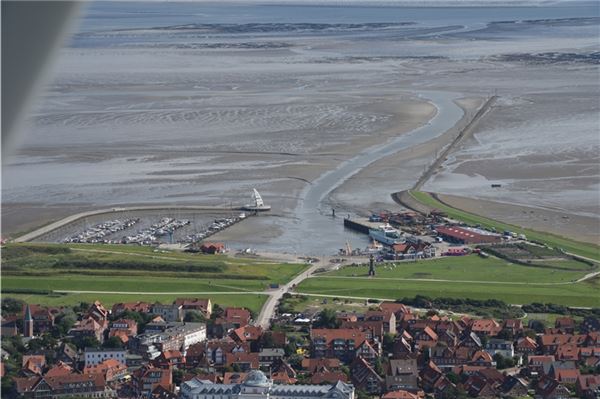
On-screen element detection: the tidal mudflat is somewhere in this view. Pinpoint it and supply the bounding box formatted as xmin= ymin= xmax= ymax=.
xmin=2 ymin=2 xmax=598 ymax=252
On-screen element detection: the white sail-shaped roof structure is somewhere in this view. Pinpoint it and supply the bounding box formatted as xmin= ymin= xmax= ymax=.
xmin=242 ymin=188 xmax=271 ymax=211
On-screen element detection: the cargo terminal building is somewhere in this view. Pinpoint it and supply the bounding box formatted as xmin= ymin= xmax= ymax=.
xmin=435 ymin=226 xmax=502 ymax=245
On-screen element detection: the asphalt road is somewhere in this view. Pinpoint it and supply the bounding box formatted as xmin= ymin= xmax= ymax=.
xmin=254 ymin=262 xmax=322 ymax=329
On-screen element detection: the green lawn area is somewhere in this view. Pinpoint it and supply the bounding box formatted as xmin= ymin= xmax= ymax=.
xmin=2 ymin=243 xmax=306 ymax=284
xmin=1 ymin=243 xmax=308 ymax=315
xmin=2 ymin=274 xmax=270 ymax=293
xmin=523 ymin=313 xmax=583 ymax=326
xmin=296 ymin=275 xmax=600 ymax=307
xmin=2 ymin=292 xmax=268 ymax=315
xmin=324 ymin=255 xmax=589 ymax=284
xmin=409 ymin=191 xmax=600 ymax=261
xmin=284 ymin=295 xmax=375 ymax=313
xmin=525 ymin=259 xmax=595 ymax=271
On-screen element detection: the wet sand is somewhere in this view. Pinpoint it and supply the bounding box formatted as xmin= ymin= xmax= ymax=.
xmin=437 ymin=194 xmax=599 ymax=245
xmin=2 ymin=5 xmax=598 ymax=249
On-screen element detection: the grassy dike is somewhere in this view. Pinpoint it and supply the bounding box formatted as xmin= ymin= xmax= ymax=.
xmin=409 ymin=190 xmax=600 ymax=261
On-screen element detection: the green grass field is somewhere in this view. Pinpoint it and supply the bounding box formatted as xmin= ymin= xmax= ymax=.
xmin=1 ymin=243 xmax=306 ymax=313
xmin=324 ymin=255 xmax=591 ymax=284
xmin=296 ymin=274 xmax=600 ymax=307
xmin=2 ymin=243 xmax=305 ymax=283
xmin=410 ymin=191 xmax=600 ymax=261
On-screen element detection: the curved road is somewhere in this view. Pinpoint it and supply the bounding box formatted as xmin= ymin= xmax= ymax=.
xmin=255 ymin=262 xmax=322 ymax=329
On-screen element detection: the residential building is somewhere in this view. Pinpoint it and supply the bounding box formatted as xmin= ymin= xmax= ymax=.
xmin=133 ymin=366 xmax=172 ymax=398
xmin=84 ymin=348 xmax=127 ymax=367
xmin=15 ymin=374 xmax=113 ymax=398
xmin=152 ymin=303 xmax=184 ymax=322
xmin=69 ymin=317 xmax=105 ymax=343
xmin=484 ymin=338 xmax=514 ymax=358
xmin=311 ymin=328 xmax=368 ymax=362
xmin=175 ymin=298 xmax=212 ymax=318
xmin=112 ymin=301 xmax=151 ymax=315
xmin=385 ymin=357 xmax=418 ymax=391
xmin=350 ymin=356 xmax=383 ymax=395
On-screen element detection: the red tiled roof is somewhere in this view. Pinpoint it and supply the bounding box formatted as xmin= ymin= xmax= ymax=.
xmin=517 ymin=336 xmax=538 ymax=349
xmin=556 ymin=343 xmax=579 ymax=360
xmin=224 ymin=308 xmax=251 ymax=324
xmin=310 ymin=371 xmax=348 ymax=384
xmin=436 ymin=226 xmax=501 ymax=243
xmin=225 ymin=352 xmax=259 ymax=368
xmin=577 ymin=374 xmax=600 ymax=390
xmin=301 ymin=358 xmax=341 ymax=372
xmin=162 ymin=350 xmax=183 ymax=360
xmin=553 ymin=368 xmax=580 ymax=382
xmin=231 ymin=325 xmax=263 ymax=342
xmin=45 ymin=373 xmax=106 ymax=391
xmin=379 ymin=302 xmax=411 ymax=315
xmin=112 ymin=302 xmax=151 ymax=314
xmin=528 ymin=355 xmax=555 ymax=365
xmin=311 ymin=329 xmax=367 ymax=348
xmin=471 ymin=319 xmax=501 ymax=333
xmin=541 ymin=334 xmax=587 ymax=347
xmin=423 ymin=326 xmax=439 ymax=341
xmin=471 ymin=351 xmax=493 ymax=363
xmin=44 ymin=362 xmax=74 ymax=378
xmin=175 ymin=298 xmax=210 ymax=307
xmin=382 ymin=390 xmax=421 ymax=399
xmin=15 ymin=376 xmax=41 ymax=393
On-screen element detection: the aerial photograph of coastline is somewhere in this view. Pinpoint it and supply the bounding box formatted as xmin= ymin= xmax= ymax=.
xmin=1 ymin=0 xmax=598 ymax=397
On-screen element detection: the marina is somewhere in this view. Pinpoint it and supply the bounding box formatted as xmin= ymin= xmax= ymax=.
xmin=30 ymin=210 xmax=251 ymax=246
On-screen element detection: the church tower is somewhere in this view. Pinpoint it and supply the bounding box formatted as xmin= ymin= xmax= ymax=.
xmin=23 ymin=304 xmax=34 ymax=337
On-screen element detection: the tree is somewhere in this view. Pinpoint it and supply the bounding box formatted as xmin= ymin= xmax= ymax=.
xmin=496 ymin=329 xmax=514 ymax=340
xmin=173 ymin=369 xmax=185 ymax=385
xmin=184 ymin=311 xmax=206 ymax=323
xmin=53 ymin=313 xmax=76 ymax=337
xmin=1 ymin=298 xmax=24 ymax=317
xmin=313 ymin=308 xmax=340 ymax=329
xmin=26 ymin=338 xmax=47 ymax=352
xmin=210 ymin=304 xmax=224 ymax=320
xmin=260 ymin=332 xmax=276 ymax=349
xmin=446 ymin=371 xmax=459 ymax=384
xmin=340 ymin=365 xmax=350 ymax=378
xmin=40 ymin=334 xmax=57 ymax=349
xmin=373 ymin=358 xmax=385 ymax=378
xmin=73 ymin=302 xmax=90 ymax=314
xmin=75 ymin=336 xmax=100 ymax=350
xmin=356 ymin=389 xmax=372 ymax=399
xmin=529 ymin=320 xmax=546 ymax=333
xmin=287 ymin=354 xmax=304 ymax=369
xmin=524 ymin=329 xmax=537 ymax=339
xmin=1 ymin=375 xmax=16 ymax=398
xmin=103 ymin=336 xmax=124 ymax=349
xmin=438 ymin=385 xmax=468 ymax=399
xmin=493 ymin=353 xmax=515 ymax=369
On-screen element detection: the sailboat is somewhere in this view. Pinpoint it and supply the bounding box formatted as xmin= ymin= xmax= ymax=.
xmin=242 ymin=188 xmax=271 ymax=211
